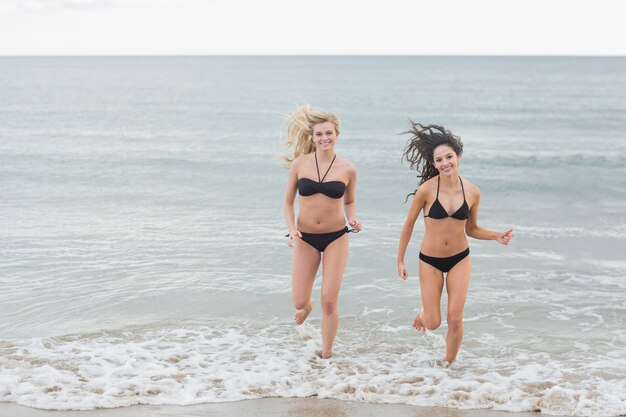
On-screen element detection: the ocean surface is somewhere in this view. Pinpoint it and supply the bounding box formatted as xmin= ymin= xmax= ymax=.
xmin=0 ymin=56 xmax=625 ymax=416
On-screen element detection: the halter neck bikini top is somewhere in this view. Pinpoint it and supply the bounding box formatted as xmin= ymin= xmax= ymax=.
xmin=297 ymin=153 xmax=346 ymax=199
xmin=425 ymin=176 xmax=470 ymax=220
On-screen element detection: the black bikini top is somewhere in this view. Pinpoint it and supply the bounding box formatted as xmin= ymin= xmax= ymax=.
xmin=425 ymin=176 xmax=470 ymax=220
xmin=297 ymin=153 xmax=346 ymax=200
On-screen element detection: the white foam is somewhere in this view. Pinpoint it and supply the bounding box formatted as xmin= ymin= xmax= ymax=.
xmin=295 ymin=322 xmax=319 ymax=340
xmin=362 ymin=306 xmax=393 ymax=316
xmin=513 ymin=224 xmax=626 ymax=240
xmin=504 ymin=250 xmax=565 ymax=261
xmin=1 ymin=321 xmax=625 ymax=417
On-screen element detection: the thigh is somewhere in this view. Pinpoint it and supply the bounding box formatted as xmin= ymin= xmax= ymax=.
xmin=292 ymin=237 xmax=321 ymax=301
xmin=445 ymin=256 xmax=471 ymax=317
xmin=418 ymin=259 xmax=445 ymax=320
xmin=321 ymin=233 xmax=349 ymax=298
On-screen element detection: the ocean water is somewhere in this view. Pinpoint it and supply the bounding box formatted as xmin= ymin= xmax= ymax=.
xmin=0 ymin=56 xmax=625 ymax=416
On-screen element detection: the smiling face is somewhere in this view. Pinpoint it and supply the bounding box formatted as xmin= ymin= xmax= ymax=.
xmin=432 ymin=144 xmax=460 ymax=176
xmin=312 ymin=121 xmax=338 ymax=151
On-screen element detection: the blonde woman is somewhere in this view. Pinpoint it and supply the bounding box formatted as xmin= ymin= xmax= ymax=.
xmin=283 ymin=105 xmax=361 ymax=359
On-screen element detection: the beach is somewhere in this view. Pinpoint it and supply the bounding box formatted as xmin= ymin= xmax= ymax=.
xmin=0 ymin=398 xmax=557 ymax=417
xmin=1 ymin=56 xmax=625 ymax=416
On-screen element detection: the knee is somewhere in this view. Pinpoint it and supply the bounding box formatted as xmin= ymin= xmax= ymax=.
xmin=320 ymin=296 xmax=338 ymax=316
xmin=293 ymin=298 xmax=308 ymax=310
xmin=447 ymin=313 xmax=463 ymax=329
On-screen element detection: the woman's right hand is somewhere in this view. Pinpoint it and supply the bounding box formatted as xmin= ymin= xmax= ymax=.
xmin=398 ymin=261 xmax=408 ymax=280
xmin=287 ymin=230 xmax=302 ymax=247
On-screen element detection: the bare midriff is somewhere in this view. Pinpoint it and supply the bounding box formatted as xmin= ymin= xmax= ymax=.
xmin=420 ymin=218 xmax=468 ymax=257
xmin=297 ymin=195 xmax=346 ymax=233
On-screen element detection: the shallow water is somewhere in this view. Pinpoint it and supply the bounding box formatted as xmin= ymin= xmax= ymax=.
xmin=1 ymin=56 xmax=625 ymax=416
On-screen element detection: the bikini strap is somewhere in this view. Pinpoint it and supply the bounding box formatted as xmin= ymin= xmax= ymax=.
xmin=315 ymin=152 xmax=337 ymax=183
xmin=436 ymin=175 xmax=440 ymax=199
xmin=315 ymin=152 xmax=321 ymax=182
xmin=459 ymin=177 xmax=466 ymax=201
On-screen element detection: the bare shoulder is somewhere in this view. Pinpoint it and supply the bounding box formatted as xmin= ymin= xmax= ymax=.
xmin=418 ymin=176 xmax=437 ymax=193
xmin=291 ymin=153 xmax=313 ymax=169
xmin=336 ymin=156 xmax=357 ymax=175
xmin=412 ymin=177 xmax=435 ymax=201
xmin=461 ymin=177 xmax=481 ymax=200
xmin=288 ymin=155 xmax=307 ymax=175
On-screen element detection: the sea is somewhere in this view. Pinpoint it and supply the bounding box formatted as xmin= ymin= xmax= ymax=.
xmin=0 ymin=56 xmax=625 ymax=416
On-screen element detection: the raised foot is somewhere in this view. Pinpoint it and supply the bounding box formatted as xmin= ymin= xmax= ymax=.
xmin=295 ymin=298 xmax=315 ymax=325
xmin=413 ymin=306 xmax=426 ymax=333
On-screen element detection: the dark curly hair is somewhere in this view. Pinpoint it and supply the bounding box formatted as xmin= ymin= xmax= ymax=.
xmin=402 ymin=121 xmax=463 ymax=200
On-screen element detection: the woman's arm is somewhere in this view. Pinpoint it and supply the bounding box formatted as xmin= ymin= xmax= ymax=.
xmin=465 ymin=188 xmax=513 ymax=245
xmin=343 ymin=163 xmax=361 ymax=231
xmin=397 ymin=187 xmax=426 ymax=279
xmin=284 ymin=159 xmax=302 ymax=246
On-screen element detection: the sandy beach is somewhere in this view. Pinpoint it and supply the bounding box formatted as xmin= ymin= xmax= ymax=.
xmin=0 ymin=398 xmax=559 ymax=417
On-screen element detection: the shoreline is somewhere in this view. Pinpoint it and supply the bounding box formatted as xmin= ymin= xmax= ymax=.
xmin=0 ymin=398 xmax=563 ymax=417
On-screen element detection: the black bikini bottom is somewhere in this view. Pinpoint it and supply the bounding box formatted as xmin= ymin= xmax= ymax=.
xmin=419 ymin=248 xmax=470 ymax=273
xmin=300 ymin=227 xmax=349 ymax=252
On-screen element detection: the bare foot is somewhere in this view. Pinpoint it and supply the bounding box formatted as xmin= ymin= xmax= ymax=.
xmin=413 ymin=306 xmax=426 ymax=333
xmin=431 ymin=359 xmax=451 ymax=368
xmin=295 ymin=298 xmax=314 ymax=325
xmin=316 ymin=349 xmax=332 ymax=359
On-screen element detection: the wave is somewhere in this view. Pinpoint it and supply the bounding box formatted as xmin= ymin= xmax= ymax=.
xmin=1 ymin=320 xmax=624 ymax=417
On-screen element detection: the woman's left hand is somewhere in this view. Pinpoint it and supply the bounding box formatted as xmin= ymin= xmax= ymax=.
xmin=348 ymin=217 xmax=362 ymax=232
xmin=497 ymin=229 xmax=514 ymax=245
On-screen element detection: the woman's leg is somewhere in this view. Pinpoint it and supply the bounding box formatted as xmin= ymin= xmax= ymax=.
xmin=292 ymin=238 xmax=321 ymax=325
xmin=444 ymin=256 xmax=471 ymax=363
xmin=415 ymin=260 xmax=445 ymax=331
xmin=319 ymin=233 xmax=349 ymax=358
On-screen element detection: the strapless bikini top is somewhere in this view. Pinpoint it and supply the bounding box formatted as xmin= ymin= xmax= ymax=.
xmin=297 ymin=153 xmax=346 ymax=199
xmin=297 ymin=178 xmax=346 ymax=199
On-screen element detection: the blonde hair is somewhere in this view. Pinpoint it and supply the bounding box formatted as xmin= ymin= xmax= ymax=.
xmin=281 ymin=105 xmax=341 ymax=167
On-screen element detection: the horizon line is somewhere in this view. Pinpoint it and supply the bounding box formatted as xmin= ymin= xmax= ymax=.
xmin=1 ymin=53 xmax=625 ymax=58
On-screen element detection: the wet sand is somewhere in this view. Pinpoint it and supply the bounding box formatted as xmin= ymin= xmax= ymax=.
xmin=0 ymin=397 xmax=556 ymax=417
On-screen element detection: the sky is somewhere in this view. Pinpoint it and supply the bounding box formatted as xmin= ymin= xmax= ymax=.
xmin=0 ymin=0 xmax=625 ymax=56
